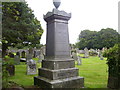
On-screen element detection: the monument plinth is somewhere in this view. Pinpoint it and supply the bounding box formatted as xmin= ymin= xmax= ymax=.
xmin=34 ymin=9 xmax=84 ymax=88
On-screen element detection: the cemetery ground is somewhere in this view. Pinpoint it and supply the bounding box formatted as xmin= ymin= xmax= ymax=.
xmin=7 ymin=56 xmax=108 ymax=88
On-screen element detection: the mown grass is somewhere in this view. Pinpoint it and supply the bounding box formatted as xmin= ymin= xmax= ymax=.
xmin=9 ymin=56 xmax=108 ymax=88
xmin=9 ymin=58 xmax=41 ymax=87
xmin=76 ymin=56 xmax=108 ymax=88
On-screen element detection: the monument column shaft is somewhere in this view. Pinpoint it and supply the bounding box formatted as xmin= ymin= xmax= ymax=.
xmin=44 ymin=9 xmax=71 ymax=59
xmin=34 ymin=9 xmax=84 ymax=88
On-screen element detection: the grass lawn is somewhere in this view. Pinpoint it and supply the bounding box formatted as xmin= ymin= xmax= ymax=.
xmin=9 ymin=56 xmax=108 ymax=88
xmin=76 ymin=56 xmax=108 ymax=88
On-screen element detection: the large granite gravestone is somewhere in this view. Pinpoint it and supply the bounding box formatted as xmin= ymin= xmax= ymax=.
xmin=34 ymin=9 xmax=84 ymax=88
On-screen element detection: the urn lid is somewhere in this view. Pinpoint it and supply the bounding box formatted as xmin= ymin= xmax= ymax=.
xmin=53 ymin=0 xmax=61 ymax=9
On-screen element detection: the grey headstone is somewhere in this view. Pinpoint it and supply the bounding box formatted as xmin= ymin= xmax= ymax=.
xmin=72 ymin=52 xmax=77 ymax=60
xmin=84 ymin=47 xmax=89 ymax=58
xmin=14 ymin=55 xmax=20 ymax=65
xmin=34 ymin=8 xmax=84 ymax=88
xmin=100 ymin=53 xmax=104 ymax=60
xmin=77 ymin=55 xmax=82 ymax=65
xmin=28 ymin=48 xmax=34 ymax=58
xmin=26 ymin=54 xmax=32 ymax=61
xmin=27 ymin=59 xmax=37 ymax=75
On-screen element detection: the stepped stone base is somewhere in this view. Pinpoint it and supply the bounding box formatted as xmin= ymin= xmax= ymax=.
xmin=34 ymin=76 xmax=84 ymax=88
xmin=38 ymin=68 xmax=79 ymax=80
xmin=42 ymin=59 xmax=75 ymax=70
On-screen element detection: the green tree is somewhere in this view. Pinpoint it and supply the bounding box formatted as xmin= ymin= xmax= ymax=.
xmin=77 ymin=28 xmax=119 ymax=49
xmin=98 ymin=28 xmax=119 ymax=48
xmin=2 ymin=2 xmax=43 ymax=57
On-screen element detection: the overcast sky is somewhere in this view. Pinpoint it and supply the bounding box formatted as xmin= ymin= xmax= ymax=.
xmin=25 ymin=0 xmax=119 ymax=44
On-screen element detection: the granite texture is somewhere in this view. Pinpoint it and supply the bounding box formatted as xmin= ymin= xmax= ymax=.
xmin=34 ymin=9 xmax=84 ymax=88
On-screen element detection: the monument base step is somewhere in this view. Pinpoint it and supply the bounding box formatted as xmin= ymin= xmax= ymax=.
xmin=34 ymin=76 xmax=84 ymax=89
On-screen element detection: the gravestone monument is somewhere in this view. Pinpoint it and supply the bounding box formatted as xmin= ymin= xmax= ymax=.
xmin=39 ymin=50 xmax=44 ymax=60
xmin=100 ymin=52 xmax=104 ymax=60
xmin=72 ymin=52 xmax=77 ymax=60
xmin=34 ymin=0 xmax=84 ymax=88
xmin=97 ymin=49 xmax=101 ymax=57
xmin=77 ymin=53 xmax=82 ymax=65
xmin=14 ymin=55 xmax=20 ymax=65
xmin=29 ymin=48 xmax=34 ymax=58
xmin=84 ymin=47 xmax=89 ymax=58
xmin=27 ymin=59 xmax=37 ymax=75
xmin=26 ymin=54 xmax=32 ymax=61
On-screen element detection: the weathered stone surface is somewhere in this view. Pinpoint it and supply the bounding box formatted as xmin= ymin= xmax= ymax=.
xmin=42 ymin=59 xmax=75 ymax=70
xmin=34 ymin=76 xmax=84 ymax=88
xmin=38 ymin=68 xmax=78 ymax=80
xmin=34 ymin=8 xmax=84 ymax=88
xmin=45 ymin=9 xmax=71 ymax=59
xmin=27 ymin=59 xmax=37 ymax=75
xmin=14 ymin=55 xmax=20 ymax=65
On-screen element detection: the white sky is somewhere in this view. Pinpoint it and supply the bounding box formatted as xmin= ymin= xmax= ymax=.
xmin=25 ymin=0 xmax=119 ymax=44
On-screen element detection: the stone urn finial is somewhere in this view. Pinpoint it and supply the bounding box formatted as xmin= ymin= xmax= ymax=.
xmin=53 ymin=0 xmax=61 ymax=9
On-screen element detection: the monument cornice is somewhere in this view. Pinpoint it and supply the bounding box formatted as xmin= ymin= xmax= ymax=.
xmin=44 ymin=9 xmax=71 ymax=22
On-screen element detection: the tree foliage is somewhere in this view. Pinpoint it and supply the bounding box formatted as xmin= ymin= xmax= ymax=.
xmin=2 ymin=2 xmax=43 ymax=50
xmin=76 ymin=28 xmax=119 ymax=49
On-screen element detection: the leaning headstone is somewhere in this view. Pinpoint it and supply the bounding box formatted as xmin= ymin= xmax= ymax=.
xmin=27 ymin=59 xmax=37 ymax=75
xmin=14 ymin=55 xmax=20 ymax=65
